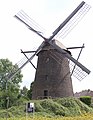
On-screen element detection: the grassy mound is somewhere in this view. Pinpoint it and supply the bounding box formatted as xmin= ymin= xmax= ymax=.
xmin=0 ymin=97 xmax=93 ymax=118
xmin=34 ymin=97 xmax=93 ymax=117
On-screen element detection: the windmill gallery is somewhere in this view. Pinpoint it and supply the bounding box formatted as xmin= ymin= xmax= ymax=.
xmin=7 ymin=1 xmax=91 ymax=99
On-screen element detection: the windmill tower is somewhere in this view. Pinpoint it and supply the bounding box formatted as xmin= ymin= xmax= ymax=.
xmin=32 ymin=40 xmax=73 ymax=99
xmin=6 ymin=1 xmax=91 ymax=100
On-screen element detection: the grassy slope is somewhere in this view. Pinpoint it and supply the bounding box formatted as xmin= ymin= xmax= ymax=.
xmin=0 ymin=97 xmax=93 ymax=118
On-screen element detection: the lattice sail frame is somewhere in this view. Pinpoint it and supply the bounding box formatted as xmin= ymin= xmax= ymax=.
xmin=55 ymin=2 xmax=91 ymax=39
xmin=15 ymin=10 xmax=46 ymax=37
xmin=69 ymin=61 xmax=88 ymax=81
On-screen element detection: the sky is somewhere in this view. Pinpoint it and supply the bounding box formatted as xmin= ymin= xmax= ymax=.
xmin=0 ymin=0 xmax=93 ymax=93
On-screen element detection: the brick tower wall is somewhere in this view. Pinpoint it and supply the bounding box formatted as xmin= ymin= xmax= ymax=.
xmin=32 ymin=44 xmax=73 ymax=99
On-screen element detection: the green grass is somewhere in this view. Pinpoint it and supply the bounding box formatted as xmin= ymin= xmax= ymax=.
xmin=1 ymin=114 xmax=93 ymax=120
xmin=0 ymin=97 xmax=93 ymax=118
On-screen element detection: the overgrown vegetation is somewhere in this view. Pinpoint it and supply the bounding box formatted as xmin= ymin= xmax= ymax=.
xmin=0 ymin=97 xmax=93 ymax=118
xmin=1 ymin=115 xmax=93 ymax=120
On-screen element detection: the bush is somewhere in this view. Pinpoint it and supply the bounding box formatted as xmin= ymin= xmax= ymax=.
xmin=80 ymin=96 xmax=91 ymax=106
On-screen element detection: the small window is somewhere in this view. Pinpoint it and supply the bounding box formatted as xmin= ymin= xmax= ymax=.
xmin=44 ymin=90 xmax=48 ymax=97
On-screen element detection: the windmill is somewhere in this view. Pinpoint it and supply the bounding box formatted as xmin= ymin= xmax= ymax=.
xmin=7 ymin=1 xmax=91 ymax=99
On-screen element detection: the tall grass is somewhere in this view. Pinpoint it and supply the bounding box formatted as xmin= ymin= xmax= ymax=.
xmin=1 ymin=114 xmax=93 ymax=120
xmin=0 ymin=97 xmax=93 ymax=119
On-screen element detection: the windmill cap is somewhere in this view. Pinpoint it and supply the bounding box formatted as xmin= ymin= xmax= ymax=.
xmin=52 ymin=39 xmax=67 ymax=50
xmin=37 ymin=39 xmax=72 ymax=55
xmin=41 ymin=39 xmax=67 ymax=51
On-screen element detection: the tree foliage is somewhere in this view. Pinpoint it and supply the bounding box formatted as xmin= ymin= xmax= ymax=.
xmin=27 ymin=81 xmax=34 ymax=99
xmin=0 ymin=58 xmax=23 ymax=108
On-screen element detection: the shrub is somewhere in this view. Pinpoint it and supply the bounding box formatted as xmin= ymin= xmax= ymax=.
xmin=80 ymin=96 xmax=91 ymax=106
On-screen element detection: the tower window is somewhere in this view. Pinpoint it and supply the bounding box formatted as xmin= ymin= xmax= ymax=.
xmin=44 ymin=90 xmax=48 ymax=97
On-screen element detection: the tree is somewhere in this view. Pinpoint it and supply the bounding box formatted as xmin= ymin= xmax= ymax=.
xmin=0 ymin=58 xmax=23 ymax=108
xmin=20 ymin=86 xmax=28 ymax=98
xmin=27 ymin=81 xmax=34 ymax=99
